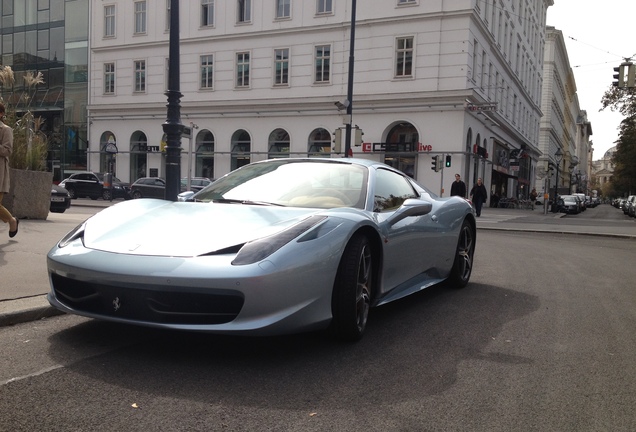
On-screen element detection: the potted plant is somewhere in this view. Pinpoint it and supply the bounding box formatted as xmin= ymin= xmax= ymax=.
xmin=0 ymin=66 xmax=52 ymax=220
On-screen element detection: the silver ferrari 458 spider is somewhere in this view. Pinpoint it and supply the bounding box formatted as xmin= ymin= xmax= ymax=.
xmin=47 ymin=158 xmax=476 ymax=341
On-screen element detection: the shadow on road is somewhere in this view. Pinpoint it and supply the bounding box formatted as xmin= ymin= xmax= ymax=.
xmin=43 ymin=282 xmax=539 ymax=412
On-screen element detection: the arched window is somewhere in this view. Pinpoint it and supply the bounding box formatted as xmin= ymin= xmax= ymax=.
xmin=231 ymin=129 xmax=251 ymax=170
xmin=383 ymin=122 xmax=418 ymax=178
xmin=268 ymin=128 xmax=290 ymax=159
xmin=195 ymin=129 xmax=214 ymax=179
xmin=130 ymin=131 xmax=148 ymax=182
xmin=100 ymin=131 xmax=117 ymax=174
xmin=307 ymin=128 xmax=331 ymax=157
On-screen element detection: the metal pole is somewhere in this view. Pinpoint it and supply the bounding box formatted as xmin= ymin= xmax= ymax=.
xmin=344 ymin=0 xmax=356 ymax=158
xmin=552 ymin=162 xmax=559 ymax=213
xmin=162 ymin=0 xmax=183 ymax=201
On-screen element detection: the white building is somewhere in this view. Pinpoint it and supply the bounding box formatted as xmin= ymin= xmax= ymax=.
xmin=88 ymin=0 xmax=552 ymax=200
xmin=536 ymin=26 xmax=592 ymax=201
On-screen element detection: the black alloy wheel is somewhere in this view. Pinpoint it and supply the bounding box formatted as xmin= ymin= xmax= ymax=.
xmin=330 ymin=234 xmax=373 ymax=341
xmin=447 ymin=219 xmax=475 ymax=288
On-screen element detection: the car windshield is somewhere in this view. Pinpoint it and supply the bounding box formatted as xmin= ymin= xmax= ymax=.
xmin=194 ymin=159 xmax=368 ymax=209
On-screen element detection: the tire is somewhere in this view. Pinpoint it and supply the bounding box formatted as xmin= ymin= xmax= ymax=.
xmin=102 ymin=189 xmax=112 ymax=201
xmin=66 ymin=187 xmax=76 ymax=199
xmin=132 ymin=190 xmax=142 ymax=199
xmin=330 ymin=234 xmax=373 ymax=342
xmin=447 ymin=219 xmax=475 ymax=288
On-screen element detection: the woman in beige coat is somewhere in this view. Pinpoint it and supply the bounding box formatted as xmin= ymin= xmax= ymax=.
xmin=0 ymin=102 xmax=19 ymax=237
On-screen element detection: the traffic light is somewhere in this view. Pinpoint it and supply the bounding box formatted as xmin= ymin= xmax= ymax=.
xmin=431 ymin=155 xmax=440 ymax=172
xmin=445 ymin=155 xmax=452 ymax=168
xmin=332 ymin=129 xmax=342 ymax=153
xmin=613 ymin=64 xmax=625 ymax=88
xmin=627 ymin=64 xmax=636 ymax=88
xmin=354 ymin=128 xmax=363 ymax=146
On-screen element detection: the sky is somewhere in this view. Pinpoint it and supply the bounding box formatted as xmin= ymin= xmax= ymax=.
xmin=546 ymin=0 xmax=636 ymax=160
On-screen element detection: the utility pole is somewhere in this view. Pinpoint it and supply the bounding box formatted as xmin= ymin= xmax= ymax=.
xmin=344 ymin=0 xmax=356 ymax=158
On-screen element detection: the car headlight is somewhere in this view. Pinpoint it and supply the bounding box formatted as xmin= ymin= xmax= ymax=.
xmin=232 ymin=216 xmax=327 ymax=266
xmin=58 ymin=222 xmax=86 ymax=248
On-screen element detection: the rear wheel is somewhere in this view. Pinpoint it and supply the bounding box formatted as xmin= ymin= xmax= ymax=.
xmin=330 ymin=234 xmax=373 ymax=341
xmin=132 ymin=190 xmax=142 ymax=199
xmin=447 ymin=219 xmax=475 ymax=288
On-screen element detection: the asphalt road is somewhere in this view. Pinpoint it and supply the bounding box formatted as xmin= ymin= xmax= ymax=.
xmin=1 ymin=223 xmax=635 ymax=431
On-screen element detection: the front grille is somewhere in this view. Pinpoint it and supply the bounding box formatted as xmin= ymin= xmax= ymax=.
xmin=51 ymin=273 xmax=244 ymax=325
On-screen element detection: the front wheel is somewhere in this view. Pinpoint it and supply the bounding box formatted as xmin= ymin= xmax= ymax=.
xmin=132 ymin=190 xmax=142 ymax=199
xmin=330 ymin=234 xmax=373 ymax=342
xmin=102 ymin=189 xmax=112 ymax=201
xmin=447 ymin=219 xmax=475 ymax=288
xmin=66 ymin=187 xmax=76 ymax=199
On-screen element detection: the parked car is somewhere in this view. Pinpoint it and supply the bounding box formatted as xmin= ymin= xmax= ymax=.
xmin=47 ymin=158 xmax=476 ymax=341
xmin=180 ymin=177 xmax=213 ymax=192
xmin=50 ymin=184 xmax=71 ymax=213
xmin=622 ymin=195 xmax=635 ymax=215
xmin=625 ymin=195 xmax=636 ymax=216
xmin=130 ymin=177 xmax=166 ymax=199
xmin=557 ymin=195 xmax=580 ymax=214
xmin=573 ymin=193 xmax=586 ymax=211
xmin=62 ymin=172 xmax=131 ymax=201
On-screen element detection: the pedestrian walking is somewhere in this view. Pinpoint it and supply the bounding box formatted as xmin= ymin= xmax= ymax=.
xmin=530 ymin=187 xmax=538 ymax=210
xmin=0 ymin=102 xmax=19 ymax=238
xmin=469 ymin=177 xmax=488 ymax=217
xmin=450 ymin=173 xmax=466 ymax=198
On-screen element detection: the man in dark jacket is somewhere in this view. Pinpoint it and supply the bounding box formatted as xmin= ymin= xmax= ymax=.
xmin=450 ymin=174 xmax=466 ymax=198
xmin=470 ymin=177 xmax=488 ymax=217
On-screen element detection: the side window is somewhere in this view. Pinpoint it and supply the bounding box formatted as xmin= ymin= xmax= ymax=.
xmin=373 ymin=169 xmax=417 ymax=212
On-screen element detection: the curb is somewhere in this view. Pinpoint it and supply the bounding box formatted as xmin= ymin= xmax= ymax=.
xmin=0 ymin=295 xmax=65 ymax=327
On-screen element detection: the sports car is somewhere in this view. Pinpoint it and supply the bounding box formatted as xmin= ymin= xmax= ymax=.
xmin=47 ymin=158 xmax=476 ymax=341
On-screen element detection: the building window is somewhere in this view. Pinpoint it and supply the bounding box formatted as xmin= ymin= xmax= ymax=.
xmin=134 ymin=60 xmax=146 ymax=92
xmin=268 ymin=128 xmax=290 ymax=159
xmin=237 ymin=0 xmax=251 ymax=23
xmin=134 ymin=1 xmax=147 ymax=34
xmin=397 ymin=0 xmax=417 ymax=4
xmin=316 ymin=0 xmax=332 ymax=14
xmin=395 ymin=37 xmax=413 ymax=77
xmin=314 ymin=45 xmax=330 ymax=83
xmin=236 ymin=52 xmax=250 ymax=88
xmin=274 ymin=48 xmax=289 ymax=86
xmin=202 ymin=0 xmax=214 ymax=27
xmin=276 ymin=0 xmax=290 ymax=19
xmin=200 ymin=55 xmax=214 ymax=89
xmin=104 ymin=5 xmax=116 ymax=37
xmin=104 ymin=63 xmax=115 ymax=94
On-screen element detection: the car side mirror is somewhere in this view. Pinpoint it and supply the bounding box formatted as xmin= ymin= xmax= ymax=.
xmin=386 ymin=198 xmax=432 ymax=227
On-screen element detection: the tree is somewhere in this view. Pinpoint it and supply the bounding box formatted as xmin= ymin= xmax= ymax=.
xmin=600 ymin=83 xmax=636 ymax=196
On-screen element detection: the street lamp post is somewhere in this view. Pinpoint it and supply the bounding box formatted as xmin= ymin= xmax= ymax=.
xmin=162 ymin=0 xmax=183 ymax=201
xmin=552 ymin=148 xmax=563 ymax=212
xmin=343 ymin=0 xmax=356 ymax=158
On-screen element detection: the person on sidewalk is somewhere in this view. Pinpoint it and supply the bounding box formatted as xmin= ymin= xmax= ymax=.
xmin=470 ymin=177 xmax=488 ymax=217
xmin=530 ymin=187 xmax=538 ymax=210
xmin=450 ymin=173 xmax=466 ymax=198
xmin=0 ymin=103 xmax=19 ymax=238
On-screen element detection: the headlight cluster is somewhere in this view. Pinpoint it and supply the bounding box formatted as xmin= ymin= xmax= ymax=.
xmin=58 ymin=222 xmax=86 ymax=248
xmin=232 ymin=216 xmax=327 ymax=266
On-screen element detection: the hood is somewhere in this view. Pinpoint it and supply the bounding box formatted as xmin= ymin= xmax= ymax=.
xmin=82 ymin=199 xmax=322 ymax=257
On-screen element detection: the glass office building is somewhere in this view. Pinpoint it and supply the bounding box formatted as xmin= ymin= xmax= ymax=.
xmin=0 ymin=0 xmax=88 ymax=181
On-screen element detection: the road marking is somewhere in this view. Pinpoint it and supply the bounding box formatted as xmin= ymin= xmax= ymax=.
xmin=1 ymin=364 xmax=64 ymax=386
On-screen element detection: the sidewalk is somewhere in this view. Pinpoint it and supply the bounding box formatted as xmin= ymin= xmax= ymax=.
xmin=0 ymin=199 xmax=112 ymax=327
xmin=0 ymin=202 xmax=634 ymax=328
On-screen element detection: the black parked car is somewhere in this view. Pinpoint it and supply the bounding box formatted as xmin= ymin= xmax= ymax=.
xmin=62 ymin=172 xmax=131 ymax=200
xmin=130 ymin=177 xmax=166 ymax=199
xmin=50 ymin=184 xmax=71 ymax=213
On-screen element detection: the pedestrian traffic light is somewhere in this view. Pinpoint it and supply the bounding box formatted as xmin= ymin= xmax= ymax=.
xmin=431 ymin=155 xmax=440 ymax=172
xmin=613 ymin=64 xmax=625 ymax=88
xmin=445 ymin=155 xmax=452 ymax=168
